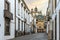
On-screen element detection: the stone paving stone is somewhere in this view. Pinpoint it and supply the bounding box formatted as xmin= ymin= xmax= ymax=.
xmin=8 ymin=33 xmax=48 ymax=40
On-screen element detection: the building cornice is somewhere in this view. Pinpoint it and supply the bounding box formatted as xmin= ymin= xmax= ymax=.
xmin=22 ymin=0 xmax=30 ymax=11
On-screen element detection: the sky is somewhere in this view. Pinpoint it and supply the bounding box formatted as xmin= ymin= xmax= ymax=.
xmin=24 ymin=0 xmax=48 ymax=15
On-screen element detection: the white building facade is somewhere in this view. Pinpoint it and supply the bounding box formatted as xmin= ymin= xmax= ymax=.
xmin=0 ymin=0 xmax=15 ymax=40
xmin=52 ymin=0 xmax=60 ymax=40
xmin=0 ymin=0 xmax=33 ymax=40
xmin=15 ymin=0 xmax=33 ymax=36
xmin=47 ymin=0 xmax=60 ymax=40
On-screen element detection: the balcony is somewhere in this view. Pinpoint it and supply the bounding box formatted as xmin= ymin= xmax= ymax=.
xmin=4 ymin=10 xmax=13 ymax=20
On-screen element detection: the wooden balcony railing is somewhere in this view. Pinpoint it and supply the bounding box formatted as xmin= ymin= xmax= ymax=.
xmin=4 ymin=10 xmax=13 ymax=20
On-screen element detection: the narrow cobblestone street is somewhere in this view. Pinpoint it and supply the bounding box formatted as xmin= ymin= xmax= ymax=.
xmin=9 ymin=33 xmax=48 ymax=40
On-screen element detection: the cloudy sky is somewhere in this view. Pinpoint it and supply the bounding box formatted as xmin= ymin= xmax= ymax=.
xmin=24 ymin=0 xmax=48 ymax=15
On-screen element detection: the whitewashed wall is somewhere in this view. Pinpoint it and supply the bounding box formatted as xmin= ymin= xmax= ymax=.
xmin=51 ymin=1 xmax=60 ymax=40
xmin=0 ymin=0 xmax=4 ymax=40
xmin=16 ymin=0 xmax=32 ymax=33
xmin=56 ymin=2 xmax=60 ymax=40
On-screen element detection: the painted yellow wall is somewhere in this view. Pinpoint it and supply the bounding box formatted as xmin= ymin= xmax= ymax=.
xmin=36 ymin=20 xmax=44 ymax=29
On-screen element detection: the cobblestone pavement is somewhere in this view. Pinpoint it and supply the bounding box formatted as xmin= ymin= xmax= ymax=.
xmin=9 ymin=33 xmax=48 ymax=40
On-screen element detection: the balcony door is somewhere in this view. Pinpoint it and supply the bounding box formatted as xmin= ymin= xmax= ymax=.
xmin=55 ymin=16 xmax=57 ymax=40
xmin=5 ymin=17 xmax=10 ymax=35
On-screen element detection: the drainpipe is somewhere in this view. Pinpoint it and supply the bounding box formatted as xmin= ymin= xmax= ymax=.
xmin=15 ymin=0 xmax=16 ymax=37
xmin=52 ymin=0 xmax=53 ymax=40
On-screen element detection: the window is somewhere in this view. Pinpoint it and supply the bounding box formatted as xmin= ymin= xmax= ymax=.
xmin=21 ymin=21 xmax=23 ymax=31
xmin=5 ymin=17 xmax=10 ymax=35
xmin=36 ymin=19 xmax=38 ymax=21
xmin=55 ymin=16 xmax=57 ymax=40
xmin=18 ymin=0 xmax=20 ymax=16
xmin=26 ymin=10 xmax=27 ymax=13
xmin=21 ymin=3 xmax=23 ymax=18
xmin=24 ymin=7 xmax=26 ymax=11
xmin=18 ymin=0 xmax=20 ymax=3
xmin=5 ymin=1 xmax=10 ymax=11
xmin=39 ymin=26 xmax=41 ymax=28
xmin=18 ymin=19 xmax=20 ymax=31
xmin=21 ymin=3 xmax=23 ymax=7
xmin=55 ymin=0 xmax=56 ymax=8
